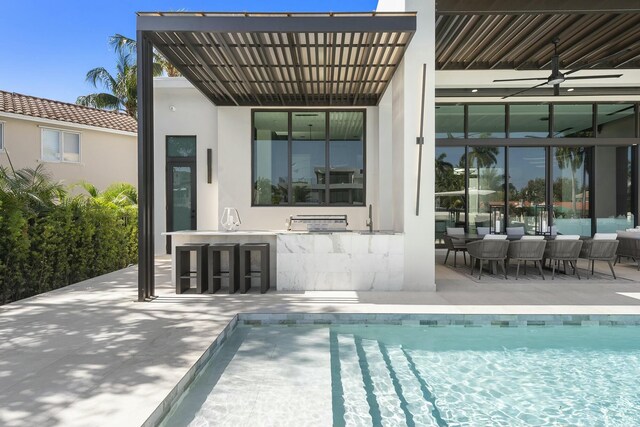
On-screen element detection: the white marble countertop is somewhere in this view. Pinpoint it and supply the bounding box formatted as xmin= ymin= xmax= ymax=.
xmin=163 ymin=229 xmax=402 ymax=236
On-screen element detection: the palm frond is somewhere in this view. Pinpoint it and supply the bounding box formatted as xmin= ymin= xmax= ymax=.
xmin=85 ymin=67 xmax=117 ymax=93
xmin=76 ymin=93 xmax=121 ymax=111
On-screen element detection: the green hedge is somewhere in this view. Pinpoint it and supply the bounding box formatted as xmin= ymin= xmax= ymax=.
xmin=0 ymin=166 xmax=137 ymax=305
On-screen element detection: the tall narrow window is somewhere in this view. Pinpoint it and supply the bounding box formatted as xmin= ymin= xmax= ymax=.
xmin=508 ymin=147 xmax=547 ymax=233
xmin=552 ymin=146 xmax=591 ymax=235
xmin=330 ymin=111 xmax=364 ymax=205
xmin=467 ymin=146 xmax=506 ymax=233
xmin=292 ymin=112 xmax=326 ymax=204
xmin=0 ymin=122 xmax=4 ymax=151
xmin=252 ymin=112 xmax=289 ymax=205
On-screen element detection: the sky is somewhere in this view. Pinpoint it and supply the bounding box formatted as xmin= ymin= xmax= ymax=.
xmin=0 ymin=0 xmax=378 ymax=104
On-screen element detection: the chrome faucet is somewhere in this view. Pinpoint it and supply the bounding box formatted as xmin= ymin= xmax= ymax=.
xmin=366 ymin=204 xmax=373 ymax=232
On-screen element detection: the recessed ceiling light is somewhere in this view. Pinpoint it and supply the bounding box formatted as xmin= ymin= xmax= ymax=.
xmin=567 ymin=88 xmax=574 ymax=92
xmin=471 ymin=89 xmax=478 ymax=93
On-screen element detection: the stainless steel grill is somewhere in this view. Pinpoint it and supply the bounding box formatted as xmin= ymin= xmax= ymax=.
xmin=287 ymin=214 xmax=349 ymax=232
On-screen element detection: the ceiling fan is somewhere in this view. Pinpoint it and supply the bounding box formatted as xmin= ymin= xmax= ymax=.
xmin=494 ymin=38 xmax=623 ymax=99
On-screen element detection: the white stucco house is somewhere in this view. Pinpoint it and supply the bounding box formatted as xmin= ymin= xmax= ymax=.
xmin=135 ymin=0 xmax=640 ymax=299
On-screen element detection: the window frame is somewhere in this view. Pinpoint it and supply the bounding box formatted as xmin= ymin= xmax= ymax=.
xmin=251 ymin=108 xmax=367 ymax=207
xmin=40 ymin=127 xmax=82 ymax=163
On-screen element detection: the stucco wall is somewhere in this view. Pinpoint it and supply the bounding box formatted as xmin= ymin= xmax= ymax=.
xmin=0 ymin=115 xmax=136 ymax=191
xmin=153 ymin=83 xmax=219 ymax=255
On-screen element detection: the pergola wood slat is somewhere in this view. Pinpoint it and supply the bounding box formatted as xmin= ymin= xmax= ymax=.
xmin=140 ymin=13 xmax=415 ymax=106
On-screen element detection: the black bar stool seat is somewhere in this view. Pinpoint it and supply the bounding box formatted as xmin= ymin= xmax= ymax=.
xmin=239 ymin=243 xmax=270 ymax=293
xmin=208 ymin=243 xmax=240 ymax=294
xmin=175 ymin=243 xmax=209 ymax=294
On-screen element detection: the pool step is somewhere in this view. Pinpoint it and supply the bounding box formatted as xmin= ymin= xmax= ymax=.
xmin=333 ymin=333 xmax=444 ymax=427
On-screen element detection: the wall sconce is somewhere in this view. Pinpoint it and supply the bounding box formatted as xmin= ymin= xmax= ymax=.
xmin=490 ymin=204 xmax=505 ymax=234
xmin=207 ymin=149 xmax=212 ymax=183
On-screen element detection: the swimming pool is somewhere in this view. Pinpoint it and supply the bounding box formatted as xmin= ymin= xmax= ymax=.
xmin=158 ymin=316 xmax=640 ymax=426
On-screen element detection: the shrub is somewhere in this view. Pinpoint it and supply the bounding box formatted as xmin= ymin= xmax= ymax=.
xmin=0 ymin=165 xmax=137 ymax=304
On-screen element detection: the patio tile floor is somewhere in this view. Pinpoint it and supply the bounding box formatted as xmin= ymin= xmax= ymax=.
xmin=1 ymin=252 xmax=640 ymax=426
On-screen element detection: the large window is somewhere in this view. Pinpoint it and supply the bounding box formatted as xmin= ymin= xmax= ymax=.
xmin=252 ymin=110 xmax=365 ymax=206
xmin=508 ymin=147 xmax=547 ymax=234
xmin=41 ymin=128 xmax=81 ymax=163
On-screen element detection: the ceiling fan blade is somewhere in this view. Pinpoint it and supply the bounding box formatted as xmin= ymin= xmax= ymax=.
xmin=502 ymin=81 xmax=549 ymax=99
xmin=564 ymin=74 xmax=623 ymax=80
xmin=554 ymin=84 xmax=559 ymax=96
xmin=493 ymin=77 xmax=548 ymax=82
xmin=607 ymin=105 xmax=634 ymax=116
xmin=565 ymin=47 xmax=636 ymax=76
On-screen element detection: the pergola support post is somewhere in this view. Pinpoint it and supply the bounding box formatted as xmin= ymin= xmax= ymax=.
xmin=137 ymin=31 xmax=155 ymax=301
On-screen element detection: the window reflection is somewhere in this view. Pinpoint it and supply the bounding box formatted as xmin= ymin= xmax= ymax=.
xmin=253 ymin=112 xmax=289 ymax=205
xmin=595 ymin=146 xmax=634 ymax=232
xmin=436 ymin=104 xmax=465 ymax=139
xmin=554 ymin=104 xmax=593 ymax=138
xmin=435 ymin=147 xmax=466 ymax=244
xmin=509 ymin=104 xmax=549 ymax=138
xmin=467 ymin=146 xmax=505 ymax=233
xmin=468 ymin=104 xmax=505 ymax=138
xmin=330 ymin=112 xmax=364 ymax=205
xmin=552 ymin=147 xmax=591 ymax=235
xmin=508 ymin=147 xmax=546 ymax=234
xmin=596 ymin=104 xmax=635 ymax=138
xmin=292 ymin=112 xmax=326 ymax=204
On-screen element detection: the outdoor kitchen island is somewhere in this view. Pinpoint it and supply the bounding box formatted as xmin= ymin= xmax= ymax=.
xmin=165 ymin=230 xmax=404 ymax=291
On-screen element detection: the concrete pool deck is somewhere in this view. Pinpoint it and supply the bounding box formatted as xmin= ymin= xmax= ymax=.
xmin=2 ymin=252 xmax=640 ymax=426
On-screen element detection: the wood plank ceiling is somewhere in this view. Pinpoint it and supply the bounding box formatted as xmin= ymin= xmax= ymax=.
xmin=435 ymin=12 xmax=640 ymax=71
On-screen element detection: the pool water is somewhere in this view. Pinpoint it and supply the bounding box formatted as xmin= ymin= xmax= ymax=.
xmin=160 ymin=324 xmax=640 ymax=426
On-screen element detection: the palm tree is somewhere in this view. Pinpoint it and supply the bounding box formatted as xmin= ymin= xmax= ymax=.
xmin=555 ymin=147 xmax=585 ymax=216
xmin=0 ymin=164 xmax=66 ymax=214
xmin=76 ymin=34 xmax=169 ymax=118
xmin=467 ymin=146 xmax=499 ymax=168
xmin=76 ymin=50 xmax=139 ymax=118
xmin=109 ymin=34 xmax=181 ymax=77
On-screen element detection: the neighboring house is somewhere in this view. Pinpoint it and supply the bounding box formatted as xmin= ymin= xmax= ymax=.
xmin=0 ymin=90 xmax=137 ymax=190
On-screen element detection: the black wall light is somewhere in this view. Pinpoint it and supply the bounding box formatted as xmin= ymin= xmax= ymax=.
xmin=207 ymin=149 xmax=212 ymax=183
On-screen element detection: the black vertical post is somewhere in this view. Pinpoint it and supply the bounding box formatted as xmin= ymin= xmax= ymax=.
xmin=137 ymin=30 xmax=155 ymax=301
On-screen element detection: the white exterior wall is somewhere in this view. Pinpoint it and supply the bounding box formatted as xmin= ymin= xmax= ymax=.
xmin=154 ymin=80 xmax=218 ymax=255
xmin=216 ymin=107 xmax=379 ymax=231
xmin=378 ymin=0 xmax=437 ymax=290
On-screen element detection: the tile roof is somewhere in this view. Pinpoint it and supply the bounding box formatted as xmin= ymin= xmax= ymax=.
xmin=0 ymin=90 xmax=138 ymax=133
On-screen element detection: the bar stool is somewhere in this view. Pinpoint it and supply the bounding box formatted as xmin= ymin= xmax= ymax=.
xmin=208 ymin=243 xmax=240 ymax=294
xmin=175 ymin=243 xmax=209 ymax=294
xmin=239 ymin=243 xmax=270 ymax=293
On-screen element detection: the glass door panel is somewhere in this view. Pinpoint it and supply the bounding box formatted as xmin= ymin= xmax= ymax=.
xmin=467 ymin=146 xmax=506 ymax=234
xmin=435 ymin=146 xmax=466 ymax=244
xmin=508 ymin=147 xmax=546 ymax=234
xmin=552 ymin=147 xmax=591 ymax=236
xmin=170 ymin=165 xmax=196 ymax=231
xmin=595 ymin=146 xmax=634 ymax=232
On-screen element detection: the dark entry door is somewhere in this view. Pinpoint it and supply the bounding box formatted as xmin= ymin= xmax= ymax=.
xmin=166 ymin=136 xmax=197 ymax=253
